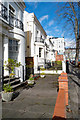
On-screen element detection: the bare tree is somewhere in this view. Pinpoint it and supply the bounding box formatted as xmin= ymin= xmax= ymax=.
xmin=56 ymin=2 xmax=80 ymax=65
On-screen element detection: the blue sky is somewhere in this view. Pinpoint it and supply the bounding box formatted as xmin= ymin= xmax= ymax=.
xmin=25 ymin=2 xmax=76 ymax=48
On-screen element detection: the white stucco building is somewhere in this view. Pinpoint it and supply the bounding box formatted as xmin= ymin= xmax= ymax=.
xmin=45 ymin=37 xmax=55 ymax=64
xmin=48 ymin=37 xmax=65 ymax=55
xmin=65 ymin=48 xmax=76 ymax=61
xmin=24 ymin=11 xmax=47 ymax=73
xmin=0 ymin=1 xmax=26 ymax=82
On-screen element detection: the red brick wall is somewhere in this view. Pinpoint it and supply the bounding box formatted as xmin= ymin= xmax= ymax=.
xmin=55 ymin=51 xmax=64 ymax=61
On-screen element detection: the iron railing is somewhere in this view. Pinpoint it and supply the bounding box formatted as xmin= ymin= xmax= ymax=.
xmin=0 ymin=3 xmax=24 ymax=31
xmin=9 ymin=14 xmax=24 ymax=31
xmin=35 ymin=37 xmax=44 ymax=43
xmin=0 ymin=3 xmax=8 ymax=21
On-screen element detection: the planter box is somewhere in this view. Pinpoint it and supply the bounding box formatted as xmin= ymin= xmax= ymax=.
xmin=2 ymin=91 xmax=13 ymax=102
xmin=27 ymin=80 xmax=35 ymax=85
xmin=40 ymin=75 xmax=45 ymax=78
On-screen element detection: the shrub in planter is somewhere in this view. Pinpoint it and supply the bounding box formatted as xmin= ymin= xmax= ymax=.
xmin=2 ymin=84 xmax=13 ymax=102
xmin=27 ymin=75 xmax=35 ymax=85
xmin=40 ymin=73 xmax=45 ymax=78
xmin=4 ymin=58 xmax=21 ymax=78
xmin=40 ymin=67 xmax=45 ymax=71
xmin=34 ymin=75 xmax=40 ymax=80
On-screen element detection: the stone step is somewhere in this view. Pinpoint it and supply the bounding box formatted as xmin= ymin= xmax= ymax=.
xmin=3 ymin=77 xmax=20 ymax=83
xmin=12 ymin=83 xmax=21 ymax=90
xmin=3 ymin=76 xmax=9 ymax=79
xmin=4 ymin=79 xmax=20 ymax=86
xmin=12 ymin=80 xmax=28 ymax=90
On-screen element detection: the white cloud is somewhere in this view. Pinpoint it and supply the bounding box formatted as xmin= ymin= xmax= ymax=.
xmin=65 ymin=38 xmax=76 ymax=48
xmin=61 ymin=33 xmax=64 ymax=37
xmin=39 ymin=15 xmax=48 ymax=23
xmin=54 ymin=26 xmax=57 ymax=29
xmin=61 ymin=31 xmax=65 ymax=37
xmin=55 ymin=29 xmax=59 ymax=32
xmin=34 ymin=2 xmax=38 ymax=9
xmin=54 ymin=26 xmax=59 ymax=32
xmin=48 ymin=20 xmax=54 ymax=26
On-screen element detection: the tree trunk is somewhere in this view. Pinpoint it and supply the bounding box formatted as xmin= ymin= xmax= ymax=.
xmin=75 ymin=19 xmax=79 ymax=65
xmin=76 ymin=40 xmax=79 ymax=65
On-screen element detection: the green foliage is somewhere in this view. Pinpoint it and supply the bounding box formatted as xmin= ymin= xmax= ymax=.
xmin=4 ymin=58 xmax=21 ymax=75
xmin=55 ymin=61 xmax=62 ymax=65
xmin=40 ymin=72 xmax=45 ymax=75
xmin=29 ymin=77 xmax=34 ymax=80
xmin=3 ymin=84 xmax=13 ymax=93
xmin=9 ymin=73 xmax=15 ymax=78
xmin=29 ymin=74 xmax=34 ymax=80
xmin=56 ymin=61 xmax=62 ymax=65
xmin=26 ymin=62 xmax=33 ymax=68
xmin=40 ymin=67 xmax=45 ymax=71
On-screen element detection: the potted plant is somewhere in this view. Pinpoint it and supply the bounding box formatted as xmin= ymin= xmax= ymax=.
xmin=40 ymin=72 xmax=45 ymax=78
xmin=2 ymin=58 xmax=21 ymax=101
xmin=27 ymin=74 xmax=35 ymax=85
xmin=2 ymin=84 xmax=13 ymax=102
xmin=4 ymin=58 xmax=21 ymax=78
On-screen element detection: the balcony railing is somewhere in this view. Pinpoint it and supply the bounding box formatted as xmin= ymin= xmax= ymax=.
xmin=0 ymin=3 xmax=24 ymax=31
xmin=0 ymin=3 xmax=8 ymax=21
xmin=35 ymin=37 xmax=44 ymax=43
xmin=9 ymin=14 xmax=24 ymax=31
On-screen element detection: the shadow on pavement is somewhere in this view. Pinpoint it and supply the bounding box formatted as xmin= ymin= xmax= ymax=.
xmin=69 ymin=76 xmax=80 ymax=87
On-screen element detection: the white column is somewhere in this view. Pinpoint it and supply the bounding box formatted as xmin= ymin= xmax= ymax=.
xmin=31 ymin=22 xmax=34 ymax=57
xmin=18 ymin=36 xmax=25 ymax=82
xmin=43 ymin=47 xmax=45 ymax=67
xmin=62 ymin=61 xmax=66 ymax=73
xmin=4 ymin=35 xmax=9 ymax=76
xmin=34 ymin=55 xmax=38 ymax=74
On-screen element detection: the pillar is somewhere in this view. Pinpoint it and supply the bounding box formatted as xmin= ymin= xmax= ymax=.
xmin=3 ymin=35 xmax=9 ymax=76
xmin=58 ymin=73 xmax=68 ymax=105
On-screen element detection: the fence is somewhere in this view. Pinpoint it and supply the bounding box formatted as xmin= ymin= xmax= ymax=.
xmin=36 ymin=61 xmax=66 ymax=75
xmin=69 ymin=63 xmax=80 ymax=79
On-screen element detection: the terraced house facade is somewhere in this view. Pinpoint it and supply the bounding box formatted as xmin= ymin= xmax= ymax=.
xmin=24 ymin=11 xmax=47 ymax=74
xmin=0 ymin=0 xmax=26 ymax=82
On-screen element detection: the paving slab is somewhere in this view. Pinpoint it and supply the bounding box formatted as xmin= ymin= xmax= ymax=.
xmin=2 ymin=75 xmax=59 ymax=119
xmin=66 ymin=74 xmax=79 ymax=119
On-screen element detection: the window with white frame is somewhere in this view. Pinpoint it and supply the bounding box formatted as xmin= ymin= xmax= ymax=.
xmin=9 ymin=39 xmax=19 ymax=60
xmin=9 ymin=4 xmax=15 ymax=26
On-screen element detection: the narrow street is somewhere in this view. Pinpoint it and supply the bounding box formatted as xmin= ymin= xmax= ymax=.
xmin=2 ymin=75 xmax=59 ymax=119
